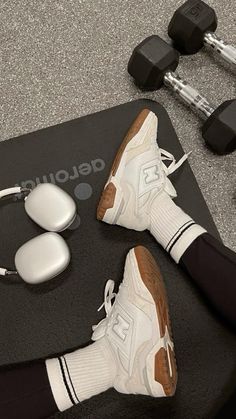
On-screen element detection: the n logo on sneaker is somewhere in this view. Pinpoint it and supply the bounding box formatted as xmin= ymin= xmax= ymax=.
xmin=143 ymin=165 xmax=160 ymax=184
xmin=139 ymin=159 xmax=163 ymax=197
xmin=112 ymin=314 xmax=130 ymax=341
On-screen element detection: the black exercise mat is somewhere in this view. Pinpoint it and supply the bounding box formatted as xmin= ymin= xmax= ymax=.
xmin=0 ymin=100 xmax=235 ymax=419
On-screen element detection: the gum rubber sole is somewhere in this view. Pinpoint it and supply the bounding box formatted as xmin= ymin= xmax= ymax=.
xmin=97 ymin=109 xmax=151 ymax=221
xmin=96 ymin=182 xmax=117 ymax=222
xmin=134 ymin=245 xmax=177 ymax=397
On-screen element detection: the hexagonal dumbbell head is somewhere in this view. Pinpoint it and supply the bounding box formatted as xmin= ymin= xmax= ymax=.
xmin=168 ymin=0 xmax=217 ymax=54
xmin=128 ymin=35 xmax=179 ymax=90
xmin=202 ymin=100 xmax=236 ymax=154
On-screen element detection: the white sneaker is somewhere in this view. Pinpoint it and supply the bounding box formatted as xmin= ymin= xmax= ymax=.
xmin=97 ymin=108 xmax=188 ymax=231
xmin=92 ymin=245 xmax=177 ymax=397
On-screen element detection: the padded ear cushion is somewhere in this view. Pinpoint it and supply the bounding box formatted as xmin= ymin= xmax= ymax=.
xmin=15 ymin=232 xmax=71 ymax=284
xmin=25 ymin=183 xmax=77 ymax=232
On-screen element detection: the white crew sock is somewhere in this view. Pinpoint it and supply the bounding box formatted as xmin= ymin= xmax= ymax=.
xmin=150 ymin=192 xmax=206 ymax=263
xmin=46 ymin=338 xmax=116 ymax=412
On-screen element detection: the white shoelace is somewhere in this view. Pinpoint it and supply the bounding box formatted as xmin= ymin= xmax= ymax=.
xmin=92 ymin=280 xmax=116 ymax=336
xmin=160 ymin=148 xmax=191 ymax=176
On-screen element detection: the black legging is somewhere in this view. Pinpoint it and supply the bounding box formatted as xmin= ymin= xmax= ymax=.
xmin=181 ymin=233 xmax=236 ymax=328
xmin=1 ymin=233 xmax=236 ymax=419
xmin=0 ymin=361 xmax=57 ymax=419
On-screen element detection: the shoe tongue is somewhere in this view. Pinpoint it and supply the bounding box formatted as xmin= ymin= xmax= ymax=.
xmin=164 ymin=178 xmax=177 ymax=198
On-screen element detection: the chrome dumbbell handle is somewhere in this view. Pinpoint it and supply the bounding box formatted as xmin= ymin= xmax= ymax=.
xmin=164 ymin=71 xmax=215 ymax=118
xmin=204 ymin=32 xmax=236 ymax=66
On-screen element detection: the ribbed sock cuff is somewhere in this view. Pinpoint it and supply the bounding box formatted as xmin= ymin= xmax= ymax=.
xmin=46 ymin=339 xmax=115 ymax=412
xmin=150 ymin=192 xmax=206 ymax=263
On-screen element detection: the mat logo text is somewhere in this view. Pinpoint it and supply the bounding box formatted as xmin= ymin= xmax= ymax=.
xmin=15 ymin=158 xmax=105 ymax=190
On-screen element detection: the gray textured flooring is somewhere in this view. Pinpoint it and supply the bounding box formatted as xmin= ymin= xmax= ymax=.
xmin=1 ymin=0 xmax=235 ymax=249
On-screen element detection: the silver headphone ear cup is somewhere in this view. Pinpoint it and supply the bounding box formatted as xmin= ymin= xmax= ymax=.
xmin=25 ymin=183 xmax=77 ymax=232
xmin=15 ymin=232 xmax=71 ymax=284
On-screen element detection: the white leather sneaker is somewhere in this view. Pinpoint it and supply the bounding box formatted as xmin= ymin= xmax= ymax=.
xmin=92 ymin=245 xmax=177 ymax=397
xmin=97 ymin=108 xmax=188 ymax=231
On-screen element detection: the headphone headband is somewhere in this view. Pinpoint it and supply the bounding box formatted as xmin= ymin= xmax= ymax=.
xmin=0 ymin=187 xmax=29 ymax=277
xmin=0 ymin=187 xmax=31 ymax=199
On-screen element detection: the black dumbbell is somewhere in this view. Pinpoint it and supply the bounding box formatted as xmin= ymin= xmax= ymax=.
xmin=168 ymin=0 xmax=236 ymax=66
xmin=128 ymin=35 xmax=236 ymax=154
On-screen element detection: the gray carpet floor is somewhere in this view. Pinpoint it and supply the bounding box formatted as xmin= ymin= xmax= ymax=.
xmin=1 ymin=0 xmax=235 ymax=249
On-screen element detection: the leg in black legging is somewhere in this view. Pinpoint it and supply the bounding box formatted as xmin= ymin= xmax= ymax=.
xmin=0 ymin=338 xmax=115 ymax=419
xmin=0 ymin=361 xmax=58 ymax=419
xmin=180 ymin=233 xmax=236 ymax=328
